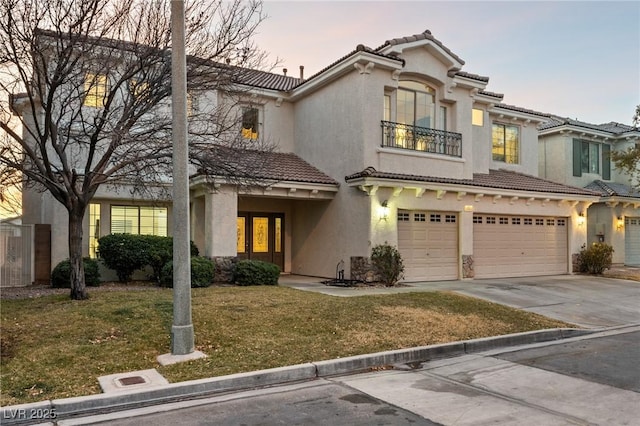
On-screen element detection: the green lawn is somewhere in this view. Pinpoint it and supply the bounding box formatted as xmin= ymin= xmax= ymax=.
xmin=0 ymin=285 xmax=574 ymax=406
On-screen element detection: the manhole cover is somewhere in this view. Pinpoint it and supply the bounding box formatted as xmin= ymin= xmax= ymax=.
xmin=118 ymin=376 xmax=147 ymax=386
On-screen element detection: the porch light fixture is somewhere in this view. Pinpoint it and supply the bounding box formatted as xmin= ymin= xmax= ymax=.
xmin=577 ymin=212 xmax=585 ymax=226
xmin=380 ymin=200 xmax=390 ymax=221
xmin=617 ymin=216 xmax=624 ymax=231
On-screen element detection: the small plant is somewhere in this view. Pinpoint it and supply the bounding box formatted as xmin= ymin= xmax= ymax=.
xmin=51 ymin=257 xmax=101 ymax=288
xmin=233 ymin=260 xmax=280 ymax=286
xmin=577 ymin=242 xmax=614 ymax=275
xmin=160 ymin=256 xmax=214 ymax=288
xmin=370 ymin=243 xmax=404 ymax=286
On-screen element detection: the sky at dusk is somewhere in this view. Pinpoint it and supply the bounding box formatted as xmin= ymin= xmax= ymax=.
xmin=253 ymin=1 xmax=639 ymax=126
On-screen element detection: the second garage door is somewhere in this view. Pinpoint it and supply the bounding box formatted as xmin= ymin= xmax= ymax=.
xmin=625 ymin=217 xmax=640 ymax=266
xmin=397 ymin=210 xmax=458 ymax=282
xmin=473 ymin=214 xmax=568 ymax=279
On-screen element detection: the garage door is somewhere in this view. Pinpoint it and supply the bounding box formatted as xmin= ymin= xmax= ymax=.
xmin=397 ymin=210 xmax=458 ymax=281
xmin=473 ymin=215 xmax=568 ymax=279
xmin=625 ymin=217 xmax=640 ymax=266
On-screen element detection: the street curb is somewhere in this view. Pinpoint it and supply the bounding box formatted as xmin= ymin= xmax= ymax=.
xmin=0 ymin=327 xmax=604 ymax=425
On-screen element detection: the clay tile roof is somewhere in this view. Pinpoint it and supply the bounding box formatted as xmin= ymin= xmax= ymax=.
xmin=478 ymin=90 xmax=504 ymax=99
xmin=455 ymin=71 xmax=489 ymax=83
xmin=238 ymin=69 xmax=302 ymax=91
xmin=494 ymin=103 xmax=551 ymax=119
xmin=196 ymin=148 xmax=338 ymax=186
xmin=263 ymin=152 xmax=339 ymax=185
xmin=539 ymin=116 xmax=640 ymax=134
xmin=585 ymin=180 xmax=640 ymax=198
xmin=375 ymin=29 xmax=465 ymax=66
xmin=345 ymin=167 xmax=599 ymax=197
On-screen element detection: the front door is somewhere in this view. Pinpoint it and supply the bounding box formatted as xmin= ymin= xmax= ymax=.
xmin=237 ymin=213 xmax=284 ymax=270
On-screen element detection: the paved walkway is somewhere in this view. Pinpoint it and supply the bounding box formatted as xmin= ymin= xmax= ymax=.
xmin=279 ymin=273 xmax=640 ymax=328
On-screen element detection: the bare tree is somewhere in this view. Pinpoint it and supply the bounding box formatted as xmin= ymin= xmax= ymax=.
xmin=0 ymin=0 xmax=277 ymax=299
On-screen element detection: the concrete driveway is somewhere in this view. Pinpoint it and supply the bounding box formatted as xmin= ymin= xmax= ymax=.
xmin=279 ymin=274 xmax=640 ymax=328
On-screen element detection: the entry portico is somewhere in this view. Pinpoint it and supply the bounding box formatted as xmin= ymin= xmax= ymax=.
xmin=189 ymin=152 xmax=339 ymax=275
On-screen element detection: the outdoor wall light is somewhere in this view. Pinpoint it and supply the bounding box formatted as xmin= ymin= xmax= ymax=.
xmin=577 ymin=212 xmax=585 ymax=226
xmin=617 ymin=216 xmax=624 ymax=231
xmin=379 ymin=200 xmax=390 ymax=221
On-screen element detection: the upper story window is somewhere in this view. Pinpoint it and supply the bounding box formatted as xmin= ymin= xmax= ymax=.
xmin=186 ymin=91 xmax=199 ymax=117
xmin=241 ymin=107 xmax=259 ymax=140
xmin=84 ymin=73 xmax=108 ymax=107
xmin=111 ymin=205 xmax=167 ymax=236
xmin=129 ymin=78 xmax=150 ymax=103
xmin=397 ymin=80 xmax=435 ymax=129
xmin=472 ymin=109 xmax=484 ymax=126
xmin=572 ymin=139 xmax=610 ymax=179
xmin=492 ymin=123 xmax=519 ymax=164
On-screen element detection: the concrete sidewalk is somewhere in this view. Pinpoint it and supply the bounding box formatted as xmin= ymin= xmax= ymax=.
xmin=0 ymin=326 xmax=603 ymax=425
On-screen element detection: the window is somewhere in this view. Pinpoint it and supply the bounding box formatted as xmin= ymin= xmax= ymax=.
xmin=414 ymin=213 xmax=426 ymax=222
xmin=241 ymin=107 xmax=259 ymax=139
xmin=472 ymin=109 xmax=484 ymax=126
xmin=524 ymin=218 xmax=533 ymax=225
xmin=499 ymin=217 xmax=509 ymax=224
xmin=439 ymin=106 xmax=447 ymax=131
xmin=89 ymin=204 xmax=100 ymax=258
xmin=111 ymin=206 xmax=167 ymax=236
xmin=187 ymin=91 xmax=199 ymax=117
xmin=473 ymin=216 xmax=483 ymax=224
xmin=486 ymin=217 xmax=496 ymax=224
xmin=492 ymin=123 xmax=519 ymax=163
xmin=582 ymin=141 xmax=599 ymax=174
xmin=430 ymin=214 xmax=441 ymax=223
xmin=511 ymin=218 xmax=521 ymax=225
xmin=384 ymin=94 xmax=391 ymax=122
xmin=572 ymin=139 xmax=610 ymax=179
xmin=445 ymin=215 xmax=456 ymax=223
xmin=84 ymin=73 xmax=108 ymax=107
xmin=397 ymin=81 xmax=435 ymax=129
xmin=398 ymin=212 xmax=410 ymax=221
xmin=129 ymin=78 xmax=149 ymax=102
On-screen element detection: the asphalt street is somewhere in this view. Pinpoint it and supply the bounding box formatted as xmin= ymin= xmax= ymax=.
xmin=70 ymin=327 xmax=640 ymax=426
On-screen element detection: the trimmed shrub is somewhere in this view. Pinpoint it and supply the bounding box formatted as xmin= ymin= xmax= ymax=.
xmin=233 ymin=260 xmax=280 ymax=286
xmin=160 ymin=256 xmax=214 ymax=288
xmin=98 ymin=234 xmax=150 ymax=282
xmin=98 ymin=234 xmax=200 ymax=283
xmin=51 ymin=257 xmax=101 ymax=288
xmin=141 ymin=235 xmax=199 ymax=283
xmin=370 ymin=243 xmax=404 ymax=286
xmin=577 ymin=242 xmax=614 ymax=275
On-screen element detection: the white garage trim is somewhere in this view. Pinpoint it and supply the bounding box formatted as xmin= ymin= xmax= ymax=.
xmin=397 ymin=210 xmax=458 ymax=282
xmin=625 ymin=217 xmax=640 ymax=266
xmin=473 ymin=214 xmax=568 ymax=279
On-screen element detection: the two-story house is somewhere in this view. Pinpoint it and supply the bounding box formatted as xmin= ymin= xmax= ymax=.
xmin=539 ymin=118 xmax=640 ymax=266
xmin=22 ymin=30 xmax=606 ymax=282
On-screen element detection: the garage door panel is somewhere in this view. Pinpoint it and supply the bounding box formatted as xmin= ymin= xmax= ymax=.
xmin=474 ymin=214 xmax=568 ymax=279
xmin=625 ymin=217 xmax=640 ymax=266
xmin=398 ymin=211 xmax=458 ymax=282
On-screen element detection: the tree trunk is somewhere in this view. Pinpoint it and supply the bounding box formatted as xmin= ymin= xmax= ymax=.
xmin=68 ymin=207 xmax=88 ymax=300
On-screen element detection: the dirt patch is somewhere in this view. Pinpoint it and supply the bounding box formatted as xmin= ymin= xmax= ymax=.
xmin=0 ymin=281 xmax=162 ymax=300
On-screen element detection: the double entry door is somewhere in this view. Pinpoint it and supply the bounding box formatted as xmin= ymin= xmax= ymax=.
xmin=237 ymin=212 xmax=284 ymax=270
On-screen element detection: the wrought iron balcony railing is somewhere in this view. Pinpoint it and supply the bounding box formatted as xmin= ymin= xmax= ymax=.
xmin=381 ymin=121 xmax=462 ymax=158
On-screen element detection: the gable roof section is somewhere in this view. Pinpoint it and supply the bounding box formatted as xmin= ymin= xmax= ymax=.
xmin=375 ymin=30 xmax=465 ymax=66
xmin=346 ymin=167 xmax=598 ymax=197
xmin=585 ymin=180 xmax=640 ymax=199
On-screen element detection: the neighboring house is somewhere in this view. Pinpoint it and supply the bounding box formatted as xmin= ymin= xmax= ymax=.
xmin=22 ymin=29 xmax=617 ymax=283
xmin=539 ymin=119 xmax=640 ymax=266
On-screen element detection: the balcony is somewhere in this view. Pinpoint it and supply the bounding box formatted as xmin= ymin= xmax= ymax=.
xmin=381 ymin=121 xmax=462 ymax=158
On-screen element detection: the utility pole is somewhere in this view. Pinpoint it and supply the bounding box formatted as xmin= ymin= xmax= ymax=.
xmin=158 ymin=0 xmax=205 ymax=364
